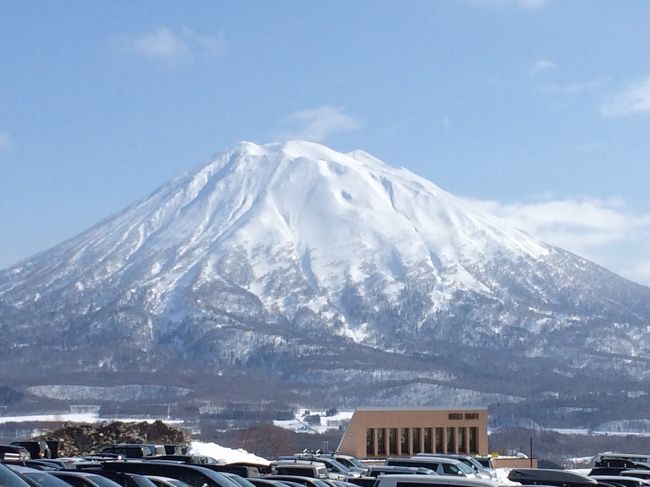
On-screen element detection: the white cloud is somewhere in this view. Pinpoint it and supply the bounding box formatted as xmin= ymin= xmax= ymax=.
xmin=127 ymin=26 xmax=225 ymax=66
xmin=281 ymin=106 xmax=362 ymax=142
xmin=601 ymin=76 xmax=650 ymax=116
xmin=529 ymin=59 xmax=557 ymax=78
xmin=466 ymin=196 xmax=650 ymax=285
xmin=0 ymin=132 xmax=11 ymax=152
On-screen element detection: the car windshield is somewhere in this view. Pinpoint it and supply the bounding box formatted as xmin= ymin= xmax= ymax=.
xmin=339 ymin=458 xmax=366 ymax=470
xmin=322 ymin=459 xmax=351 ymax=473
xmin=0 ymin=465 xmax=31 ymax=487
xmin=86 ymin=475 xmax=124 ymax=487
xmin=465 ymin=458 xmax=485 ymax=471
xmin=454 ymin=462 xmax=474 ymax=475
xmin=442 ymin=464 xmax=464 ymax=476
xmin=225 ymin=475 xmax=258 ymax=487
xmin=25 ymin=472 xmax=76 ymax=487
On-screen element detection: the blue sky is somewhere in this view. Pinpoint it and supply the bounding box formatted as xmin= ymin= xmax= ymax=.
xmin=1 ymin=0 xmax=650 ymax=283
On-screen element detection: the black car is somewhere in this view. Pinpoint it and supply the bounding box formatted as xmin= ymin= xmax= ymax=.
xmin=146 ymin=476 xmax=193 ymax=487
xmin=1 ymin=444 xmax=32 ymax=461
xmin=0 ymin=463 xmax=37 ymax=487
xmin=102 ymin=461 xmax=241 ymax=487
xmin=101 ymin=446 xmax=155 ymax=459
xmin=12 ymin=442 xmax=52 ymax=459
xmin=49 ymin=471 xmax=124 ymax=487
xmin=5 ymin=464 xmax=72 ymax=487
xmin=95 ymin=471 xmax=159 ymax=487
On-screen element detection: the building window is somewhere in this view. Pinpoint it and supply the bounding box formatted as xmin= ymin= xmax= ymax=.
xmin=435 ymin=427 xmax=444 ymax=453
xmin=469 ymin=426 xmax=478 ymax=454
xmin=366 ymin=428 xmax=375 ymax=457
xmin=377 ymin=428 xmax=386 ymax=455
xmin=412 ymin=427 xmax=421 ymax=454
xmin=389 ymin=428 xmax=398 ymax=455
xmin=400 ymin=428 xmax=409 ymax=455
xmin=458 ymin=427 xmax=466 ymax=453
xmin=446 ymin=427 xmax=456 ymax=453
xmin=423 ymin=427 xmax=432 ymax=453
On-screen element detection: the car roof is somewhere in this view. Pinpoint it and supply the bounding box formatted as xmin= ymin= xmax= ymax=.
xmin=389 ymin=457 xmax=462 ymax=464
xmin=373 ymin=474 xmax=494 ymax=486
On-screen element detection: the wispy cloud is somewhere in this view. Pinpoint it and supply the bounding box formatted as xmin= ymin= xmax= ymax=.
xmin=535 ymin=77 xmax=607 ymax=95
xmin=529 ymin=59 xmax=557 ymax=77
xmin=0 ymin=132 xmax=11 ymax=152
xmin=466 ymin=196 xmax=650 ymax=285
xmin=281 ymin=106 xmax=362 ymax=142
xmin=124 ymin=26 xmax=225 ymax=66
xmin=601 ymin=76 xmax=650 ymax=116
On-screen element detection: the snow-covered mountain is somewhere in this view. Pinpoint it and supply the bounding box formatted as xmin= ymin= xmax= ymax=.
xmin=2 ymin=140 xmax=650 ymax=415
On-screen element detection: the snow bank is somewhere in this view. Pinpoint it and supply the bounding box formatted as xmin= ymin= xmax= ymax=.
xmin=494 ymin=468 xmax=521 ymax=486
xmin=188 ymin=441 xmax=270 ymax=465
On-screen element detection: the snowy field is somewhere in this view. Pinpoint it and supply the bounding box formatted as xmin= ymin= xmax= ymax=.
xmin=540 ymin=427 xmax=650 ymax=437
xmin=0 ymin=412 xmax=183 ymax=425
xmin=273 ymin=408 xmax=353 ymax=434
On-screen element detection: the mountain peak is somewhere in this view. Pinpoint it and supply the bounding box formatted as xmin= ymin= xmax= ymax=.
xmin=3 ymin=140 xmax=650 ymax=412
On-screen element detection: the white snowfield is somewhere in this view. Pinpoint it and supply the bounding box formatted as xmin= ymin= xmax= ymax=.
xmin=188 ymin=440 xmax=270 ymax=465
xmin=273 ymin=408 xmax=353 ymax=434
xmin=3 ymin=140 xmax=550 ymax=342
xmin=0 ymin=412 xmax=183 ymax=425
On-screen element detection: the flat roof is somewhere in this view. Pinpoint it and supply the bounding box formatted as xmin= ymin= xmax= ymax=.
xmin=353 ymin=407 xmax=488 ymax=411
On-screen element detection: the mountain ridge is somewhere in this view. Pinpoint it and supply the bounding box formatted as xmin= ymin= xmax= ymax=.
xmin=1 ymin=140 xmax=649 ymax=425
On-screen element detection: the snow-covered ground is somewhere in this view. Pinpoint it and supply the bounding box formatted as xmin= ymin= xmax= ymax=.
xmin=273 ymin=409 xmax=353 ymax=434
xmin=0 ymin=412 xmax=183 ymax=425
xmin=189 ymin=441 xmax=269 ymax=465
xmin=494 ymin=468 xmax=521 ymax=486
xmin=540 ymin=427 xmax=650 ymax=437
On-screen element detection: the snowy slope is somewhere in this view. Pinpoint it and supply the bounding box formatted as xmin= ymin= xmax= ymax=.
xmin=1 ymin=141 xmax=549 ymax=334
xmin=1 ymin=140 xmax=650 ymax=407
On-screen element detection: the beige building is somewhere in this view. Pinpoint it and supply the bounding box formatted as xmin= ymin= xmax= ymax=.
xmin=337 ymin=407 xmax=488 ymax=459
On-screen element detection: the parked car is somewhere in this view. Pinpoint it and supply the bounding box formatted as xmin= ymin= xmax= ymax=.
xmin=12 ymin=442 xmax=52 ymax=459
xmin=5 ymin=464 xmax=69 ymax=487
xmin=271 ymin=461 xmax=329 ymax=480
xmin=372 ymin=474 xmax=496 ymax=487
xmin=163 ymin=446 xmax=185 ymax=455
xmin=146 ymin=476 xmax=193 ymax=487
xmin=95 ymin=471 xmax=159 ymax=487
xmin=247 ymin=479 xmax=289 ymax=487
xmin=345 ymin=478 xmax=374 ymax=487
xmin=385 ymin=457 xmax=472 ymax=477
xmin=101 ymin=446 xmax=156 ymax=459
xmin=101 ymin=461 xmax=241 ymax=487
xmin=203 ymin=466 xmax=263 ymax=479
xmin=367 ymin=466 xmax=436 ymax=477
xmin=149 ymin=455 xmax=219 ymax=465
xmin=263 ymin=475 xmax=330 ymax=487
xmin=416 ymin=455 xmax=493 ymax=480
xmin=1 ymin=444 xmax=32 ymax=461
xmin=473 ymin=458 xmax=494 ymax=470
xmin=508 ymin=469 xmax=597 ymax=487
xmin=318 ymin=456 xmax=367 ymax=475
xmin=46 ymin=441 xmax=65 ymax=459
xmin=589 ymin=476 xmax=650 ymax=487
xmin=49 ymin=471 xmax=125 ymax=487
xmin=621 ymin=472 xmax=650 ymax=480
